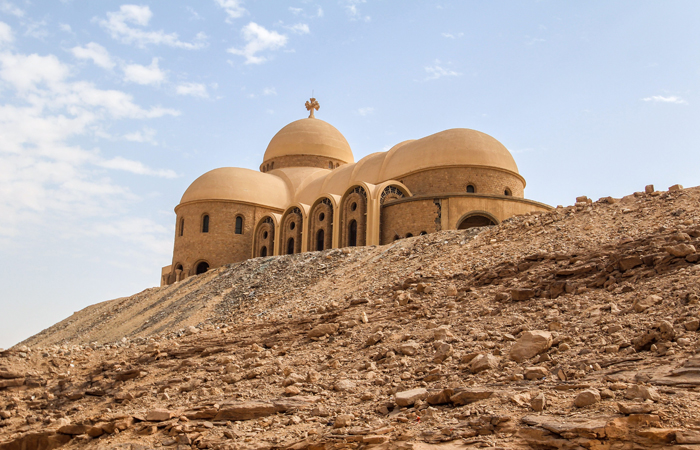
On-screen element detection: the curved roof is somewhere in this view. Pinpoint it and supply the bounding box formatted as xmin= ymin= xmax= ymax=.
xmin=179 ymin=167 xmax=291 ymax=209
xmin=379 ymin=128 xmax=519 ymax=180
xmin=262 ymin=118 xmax=354 ymax=165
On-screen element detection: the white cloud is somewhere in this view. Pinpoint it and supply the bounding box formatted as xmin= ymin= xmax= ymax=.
xmin=286 ymin=23 xmax=310 ymax=35
xmin=263 ymin=87 xmax=276 ymax=96
xmin=59 ymin=23 xmax=73 ymax=33
xmin=123 ymin=57 xmax=166 ymax=85
xmin=442 ymin=32 xmax=463 ymax=39
xmin=357 ymin=107 xmax=374 ymax=116
xmin=227 ymin=22 xmax=287 ymax=65
xmin=317 ymin=7 xmax=324 ymax=18
xmin=98 ymin=5 xmax=207 ymax=49
xmin=176 ymin=82 xmax=208 ymax=98
xmin=642 ymin=95 xmax=688 ymax=105
xmin=71 ymin=42 xmax=115 ymax=69
xmin=289 ymin=6 xmax=323 ymax=18
xmin=215 ymin=0 xmax=246 ymax=22
xmin=424 ymin=65 xmax=461 ymax=81
xmin=289 ymin=7 xmax=302 ymax=15
xmin=0 ymin=1 xmax=23 ymax=17
xmin=97 ymin=156 xmax=176 ymax=178
xmin=343 ymin=0 xmax=370 ymax=22
xmin=123 ymin=127 xmax=157 ymax=145
xmin=24 ymin=19 xmax=48 ymax=40
xmin=0 ymin=21 xmax=13 ymax=46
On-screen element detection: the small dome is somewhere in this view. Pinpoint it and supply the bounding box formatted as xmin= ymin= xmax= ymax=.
xmin=179 ymin=167 xmax=291 ymax=209
xmin=262 ymin=118 xmax=354 ymax=166
xmin=380 ymin=129 xmax=520 ymax=180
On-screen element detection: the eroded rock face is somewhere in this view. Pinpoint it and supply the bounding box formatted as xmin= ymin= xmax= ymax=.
xmin=4 ymin=186 xmax=700 ymax=450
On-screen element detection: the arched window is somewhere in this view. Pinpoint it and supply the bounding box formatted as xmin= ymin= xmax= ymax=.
xmin=504 ymin=188 xmax=512 ymax=196
xmin=329 ymin=161 xmax=333 ymax=169
xmin=290 ymin=221 xmax=296 ymax=230
xmin=287 ymin=237 xmax=295 ymax=255
xmin=316 ymin=229 xmax=324 ymax=251
xmin=175 ymin=264 xmax=183 ymax=271
xmin=196 ymin=261 xmax=209 ymax=274
xmin=270 ymin=162 xmax=274 ymax=169
xmin=235 ymin=216 xmax=243 ymax=234
xmin=466 ymin=185 xmax=475 ymax=193
xmin=419 ymin=231 xmax=427 ymax=236
xmin=458 ymin=214 xmax=496 ymax=229
xmin=348 ymin=220 xmax=357 ymax=247
xmin=202 ymin=215 xmax=209 ymax=233
xmin=260 ymin=246 xmax=267 ymax=257
xmin=179 ymin=218 xmax=184 ymax=236
xmin=406 ymin=233 xmax=413 ymax=238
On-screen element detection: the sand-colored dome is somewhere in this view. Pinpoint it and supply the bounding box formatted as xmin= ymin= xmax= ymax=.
xmin=380 ymin=129 xmax=519 ymax=180
xmin=179 ymin=167 xmax=291 ymax=209
xmin=262 ymin=118 xmax=354 ymax=165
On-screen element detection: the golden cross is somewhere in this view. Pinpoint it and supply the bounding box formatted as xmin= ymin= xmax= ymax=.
xmin=305 ymin=97 xmax=320 ymax=118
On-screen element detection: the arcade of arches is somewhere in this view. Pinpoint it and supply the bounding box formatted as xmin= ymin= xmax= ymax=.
xmin=161 ymin=98 xmax=551 ymax=286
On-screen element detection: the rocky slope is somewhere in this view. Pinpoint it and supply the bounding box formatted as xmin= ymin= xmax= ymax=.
xmin=3 ymin=185 xmax=700 ymax=450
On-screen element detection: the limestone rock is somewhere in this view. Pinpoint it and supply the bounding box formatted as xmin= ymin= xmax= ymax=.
xmin=395 ymin=388 xmax=428 ymax=407
xmin=334 ymin=379 xmax=356 ymax=392
xmin=633 ymin=294 xmax=662 ymax=313
xmin=510 ymin=330 xmax=552 ymax=362
xmin=469 ymin=353 xmax=499 ymax=374
xmin=146 ymin=409 xmax=172 ymax=422
xmin=214 ymin=401 xmax=281 ymax=421
xmin=333 ymin=414 xmax=354 ymax=428
xmin=531 ymin=393 xmax=546 ymax=411
xmin=511 ymin=288 xmax=535 ymax=301
xmin=433 ymin=343 xmax=453 ymax=363
xmin=308 ymin=323 xmax=339 ymax=338
xmin=665 ymin=243 xmax=696 ymax=257
xmin=624 ymin=385 xmax=660 ymax=401
xmin=399 ymin=341 xmax=420 ymax=356
xmin=524 ymin=366 xmax=549 ymax=380
xmin=574 ymin=389 xmax=601 ymax=408
xmin=450 ymin=389 xmax=494 ymax=406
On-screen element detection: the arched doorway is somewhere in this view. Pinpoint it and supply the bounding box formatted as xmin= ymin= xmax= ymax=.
xmin=458 ymin=214 xmax=497 ymax=229
xmin=260 ymin=246 xmax=267 ymax=257
xmin=195 ymin=261 xmax=209 ymax=274
xmin=316 ymin=229 xmax=325 ymax=251
xmin=287 ymin=237 xmax=295 ymax=255
xmin=348 ymin=220 xmax=357 ymax=247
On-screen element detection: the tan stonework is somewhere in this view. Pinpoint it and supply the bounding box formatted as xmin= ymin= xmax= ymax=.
xmin=161 ymin=100 xmax=552 ymax=286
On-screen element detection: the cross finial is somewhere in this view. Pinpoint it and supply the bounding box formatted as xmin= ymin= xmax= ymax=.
xmin=305 ymin=97 xmax=320 ymax=118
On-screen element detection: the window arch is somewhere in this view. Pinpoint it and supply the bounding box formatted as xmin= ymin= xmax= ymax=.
xmin=316 ymin=229 xmax=325 ymax=251
xmin=457 ymin=212 xmax=497 ymax=229
xmin=466 ymin=184 xmax=476 ymax=193
xmin=504 ymin=188 xmax=512 ymax=196
xmin=287 ymin=237 xmax=295 ymax=255
xmin=202 ymin=215 xmax=210 ymax=233
xmin=179 ymin=218 xmax=184 ymax=236
xmin=348 ymin=220 xmax=358 ymax=247
xmin=406 ymin=233 xmax=413 ymax=238
xmin=261 ymin=246 xmax=267 ymax=257
xmin=195 ymin=261 xmax=209 ymax=274
xmin=235 ymin=216 xmax=243 ymax=234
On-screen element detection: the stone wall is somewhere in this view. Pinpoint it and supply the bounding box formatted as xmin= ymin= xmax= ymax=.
xmin=380 ymin=199 xmax=439 ymax=244
xmin=170 ymin=201 xmax=280 ymax=283
xmin=398 ymin=167 xmax=524 ymax=198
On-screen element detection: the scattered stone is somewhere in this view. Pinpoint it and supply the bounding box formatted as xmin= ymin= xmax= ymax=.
xmin=624 ymin=385 xmax=660 ymax=401
xmin=531 ymin=393 xmax=546 ymax=411
xmin=395 ymin=388 xmax=428 ymax=407
xmin=574 ymin=389 xmax=601 ymax=408
xmin=469 ymin=353 xmax=499 ymax=374
xmin=308 ymin=323 xmax=339 ymax=338
xmin=524 ymin=366 xmax=549 ymax=380
xmin=510 ymin=330 xmax=553 ymax=362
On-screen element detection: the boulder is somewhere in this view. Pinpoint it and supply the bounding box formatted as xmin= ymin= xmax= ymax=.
xmin=146 ymin=409 xmax=172 ymax=422
xmin=531 ymin=393 xmax=546 ymax=411
xmin=469 ymin=353 xmax=499 ymax=374
xmin=308 ymin=323 xmax=339 ymax=338
xmin=624 ymin=385 xmax=660 ymax=401
xmin=665 ymin=244 xmax=696 ymax=257
xmin=510 ymin=330 xmax=552 ymax=362
xmin=574 ymin=389 xmax=600 ymax=408
xmin=395 ymin=388 xmax=428 ymax=407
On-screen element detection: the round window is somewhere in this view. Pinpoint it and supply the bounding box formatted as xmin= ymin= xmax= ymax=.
xmin=351 ymin=202 xmax=357 ymax=211
xmin=290 ymin=222 xmax=296 ymax=230
xmin=319 ymin=212 xmax=325 ymax=221
xmin=263 ymin=231 xmax=268 ymax=239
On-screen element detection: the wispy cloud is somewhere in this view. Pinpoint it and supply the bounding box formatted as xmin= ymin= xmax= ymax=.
xmin=0 ymin=1 xmax=23 ymax=17
xmin=98 ymin=5 xmax=207 ymax=49
xmin=123 ymin=57 xmax=166 ymax=85
xmin=215 ymin=0 xmax=247 ymax=22
xmin=71 ymin=42 xmax=115 ymax=69
xmin=343 ymin=0 xmax=370 ymax=22
xmin=263 ymin=87 xmax=276 ymax=96
xmin=642 ymin=95 xmax=688 ymax=105
xmin=286 ymin=23 xmax=310 ymax=35
xmin=227 ymin=22 xmax=287 ymax=65
xmin=123 ymin=127 xmax=158 ymax=145
xmin=0 ymin=21 xmax=13 ymax=46
xmin=97 ymin=156 xmax=176 ymax=178
xmin=176 ymin=82 xmax=209 ymax=98
xmin=358 ymin=107 xmax=374 ymax=116
xmin=424 ymin=65 xmax=461 ymax=81
xmin=442 ymin=32 xmax=463 ymax=39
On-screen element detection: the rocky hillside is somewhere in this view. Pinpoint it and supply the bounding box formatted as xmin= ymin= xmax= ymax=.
xmin=3 ymin=185 xmax=700 ymax=450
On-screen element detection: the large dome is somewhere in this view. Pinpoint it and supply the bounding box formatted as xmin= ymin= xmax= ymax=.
xmin=262 ymin=118 xmax=354 ymax=165
xmin=179 ymin=167 xmax=291 ymax=209
xmin=379 ymin=128 xmax=520 ymax=180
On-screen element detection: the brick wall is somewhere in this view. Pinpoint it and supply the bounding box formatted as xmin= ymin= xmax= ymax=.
xmin=399 ymin=167 xmax=524 ymax=198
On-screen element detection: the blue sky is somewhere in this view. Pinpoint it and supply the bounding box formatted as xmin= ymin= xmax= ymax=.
xmin=0 ymin=1 xmax=698 ymax=348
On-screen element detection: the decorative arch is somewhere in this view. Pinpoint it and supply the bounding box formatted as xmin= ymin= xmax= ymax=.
xmin=193 ymin=260 xmax=210 ymax=275
xmin=340 ymin=185 xmax=367 ymax=248
xmin=308 ymin=197 xmax=334 ymax=252
xmin=279 ymin=206 xmax=303 ymax=255
xmin=254 ymin=216 xmax=276 ymax=257
xmin=456 ymin=210 xmax=499 ymax=230
xmin=466 ymin=184 xmax=476 ymax=194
